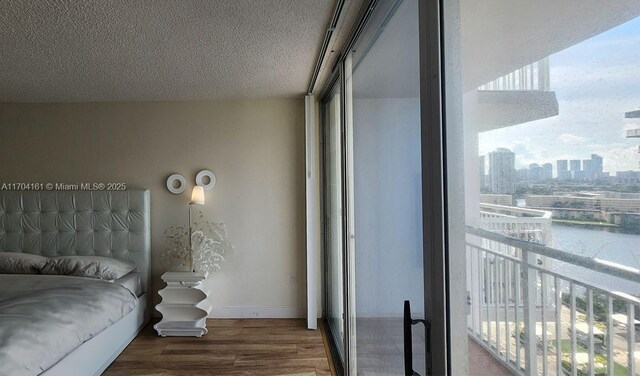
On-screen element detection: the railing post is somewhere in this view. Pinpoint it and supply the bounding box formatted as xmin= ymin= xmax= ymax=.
xmin=607 ymin=296 xmax=614 ymax=376
xmin=522 ymin=248 xmax=537 ymax=376
xmin=587 ymin=290 xmax=594 ymax=376
xmin=628 ymin=303 xmax=636 ymax=376
xmin=538 ymin=58 xmax=550 ymax=91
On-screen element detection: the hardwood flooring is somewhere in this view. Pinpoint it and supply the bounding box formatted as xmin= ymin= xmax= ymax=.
xmin=103 ymin=319 xmax=335 ymax=376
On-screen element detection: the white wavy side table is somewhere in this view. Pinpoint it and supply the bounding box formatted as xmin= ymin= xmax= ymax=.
xmin=154 ymin=272 xmax=211 ymax=337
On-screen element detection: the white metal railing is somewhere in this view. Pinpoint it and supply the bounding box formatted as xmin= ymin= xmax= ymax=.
xmin=627 ymin=128 xmax=640 ymax=138
xmin=466 ymin=227 xmax=640 ymax=376
xmin=480 ymin=203 xmax=553 ymax=246
xmin=479 ymin=58 xmax=551 ymax=92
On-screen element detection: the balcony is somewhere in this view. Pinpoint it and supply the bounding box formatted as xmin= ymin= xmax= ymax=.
xmin=479 ymin=203 xmax=553 ymax=245
xmin=466 ymin=59 xmax=560 ymax=132
xmin=478 ymin=59 xmax=550 ymax=92
xmin=466 ymin=206 xmax=640 ymax=376
xmin=627 ymin=128 xmax=640 ymax=138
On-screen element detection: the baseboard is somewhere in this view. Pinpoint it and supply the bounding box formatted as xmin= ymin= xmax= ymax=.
xmin=210 ymin=305 xmax=305 ymax=318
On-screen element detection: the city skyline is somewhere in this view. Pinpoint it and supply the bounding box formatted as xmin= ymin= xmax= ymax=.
xmin=478 ymin=16 xmax=640 ymax=172
xmin=482 ymin=147 xmax=640 ymax=191
xmin=481 ymin=149 xmax=638 ymax=177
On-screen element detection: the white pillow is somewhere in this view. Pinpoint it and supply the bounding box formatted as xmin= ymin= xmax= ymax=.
xmin=40 ymin=256 xmax=136 ymax=280
xmin=0 ymin=252 xmax=48 ymax=274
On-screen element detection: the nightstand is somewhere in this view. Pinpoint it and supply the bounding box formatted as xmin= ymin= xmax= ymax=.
xmin=154 ymin=271 xmax=211 ymax=337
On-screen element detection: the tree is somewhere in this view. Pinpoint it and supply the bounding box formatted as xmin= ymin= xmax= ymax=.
xmin=569 ymin=201 xmax=585 ymax=209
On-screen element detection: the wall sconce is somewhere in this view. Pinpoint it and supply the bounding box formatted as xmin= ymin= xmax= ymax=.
xmin=166 ymin=174 xmax=186 ymax=194
xmin=195 ymin=170 xmax=216 ymax=190
xmin=166 ymin=170 xmax=216 ymax=194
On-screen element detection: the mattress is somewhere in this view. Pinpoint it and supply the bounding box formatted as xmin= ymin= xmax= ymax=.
xmin=0 ymin=274 xmax=138 ymax=376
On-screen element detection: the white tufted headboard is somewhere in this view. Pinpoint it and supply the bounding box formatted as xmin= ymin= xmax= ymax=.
xmin=0 ymin=190 xmax=151 ymax=293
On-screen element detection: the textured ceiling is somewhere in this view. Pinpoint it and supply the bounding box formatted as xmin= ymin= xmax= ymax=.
xmin=0 ymin=0 xmax=335 ymax=102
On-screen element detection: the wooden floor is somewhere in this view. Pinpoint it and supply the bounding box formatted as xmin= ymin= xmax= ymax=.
xmin=103 ymin=319 xmax=335 ymax=376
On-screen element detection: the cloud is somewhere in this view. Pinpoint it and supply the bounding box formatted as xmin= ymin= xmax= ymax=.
xmin=558 ymin=133 xmax=588 ymax=145
xmin=477 ymin=16 xmax=640 ymax=173
xmin=590 ymin=144 xmax=639 ymax=172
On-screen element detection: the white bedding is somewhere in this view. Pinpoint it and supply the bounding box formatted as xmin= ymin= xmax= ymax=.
xmin=0 ymin=274 xmax=138 ymax=376
xmin=113 ymin=272 xmax=143 ymax=297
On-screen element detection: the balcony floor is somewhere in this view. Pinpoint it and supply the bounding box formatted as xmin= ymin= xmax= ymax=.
xmin=351 ymin=318 xmax=514 ymax=375
xmin=469 ymin=337 xmax=514 ymax=376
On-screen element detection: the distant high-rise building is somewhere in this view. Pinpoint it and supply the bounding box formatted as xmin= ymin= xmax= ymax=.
xmin=542 ymin=163 xmax=553 ymax=180
xmin=591 ymin=154 xmax=603 ymax=179
xmin=479 ymin=155 xmax=486 ymax=189
xmin=625 ymin=108 xmax=640 ymax=169
xmin=516 ymin=168 xmax=529 ymax=182
xmin=489 ymin=148 xmax=515 ymax=194
xmin=553 ymin=155 xmax=605 ymax=181
xmin=557 ymin=160 xmax=568 ymax=171
xmin=528 ymin=163 xmax=542 ymax=182
xmin=583 ymin=159 xmax=592 ymax=180
xmin=557 ymin=160 xmax=570 ymax=180
xmin=580 ymin=154 xmax=604 ymax=180
xmin=570 ymin=160 xmax=581 ymax=171
xmin=570 ymin=159 xmax=581 ymax=179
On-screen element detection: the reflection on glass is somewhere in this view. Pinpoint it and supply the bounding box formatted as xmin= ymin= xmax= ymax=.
xmin=347 ymin=0 xmax=424 ymax=374
xmin=443 ymin=1 xmax=640 ymax=375
xmin=325 ymin=86 xmax=345 ymax=359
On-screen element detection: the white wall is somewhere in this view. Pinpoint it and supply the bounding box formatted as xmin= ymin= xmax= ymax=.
xmin=0 ymin=99 xmax=307 ymax=318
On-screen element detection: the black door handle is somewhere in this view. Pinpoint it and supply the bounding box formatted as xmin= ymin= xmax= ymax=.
xmin=404 ymin=300 xmax=430 ymax=376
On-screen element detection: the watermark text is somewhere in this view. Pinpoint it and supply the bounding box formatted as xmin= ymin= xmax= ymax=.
xmin=0 ymin=182 xmax=127 ymax=191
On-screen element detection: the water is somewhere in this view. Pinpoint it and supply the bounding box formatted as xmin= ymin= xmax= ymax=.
xmin=553 ymin=224 xmax=640 ymax=269
xmin=551 ymin=223 xmax=640 ymax=294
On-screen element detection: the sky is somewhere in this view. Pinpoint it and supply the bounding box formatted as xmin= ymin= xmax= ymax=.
xmin=478 ymin=15 xmax=640 ymax=174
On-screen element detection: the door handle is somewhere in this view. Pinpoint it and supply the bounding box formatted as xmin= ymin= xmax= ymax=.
xmin=404 ymin=300 xmax=431 ymax=376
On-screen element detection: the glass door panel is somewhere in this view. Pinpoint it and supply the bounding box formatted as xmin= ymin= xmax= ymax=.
xmin=324 ymin=83 xmax=345 ymax=361
xmin=346 ymin=0 xmax=425 ymax=374
xmin=441 ymin=1 xmax=640 ymax=375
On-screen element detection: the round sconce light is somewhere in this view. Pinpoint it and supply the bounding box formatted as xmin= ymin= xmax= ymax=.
xmin=195 ymin=169 xmax=216 ymax=190
xmin=166 ymin=173 xmax=186 ymax=194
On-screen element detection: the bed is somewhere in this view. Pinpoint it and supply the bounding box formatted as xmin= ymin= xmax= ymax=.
xmin=0 ymin=190 xmax=151 ymax=376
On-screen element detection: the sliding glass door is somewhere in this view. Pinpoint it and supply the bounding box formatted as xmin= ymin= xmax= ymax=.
xmin=320 ymin=1 xmax=640 ymax=375
xmin=321 ymin=1 xmax=427 ymax=375
xmin=323 ymin=82 xmax=345 ymax=364
xmin=347 ymin=0 xmax=425 ymax=374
